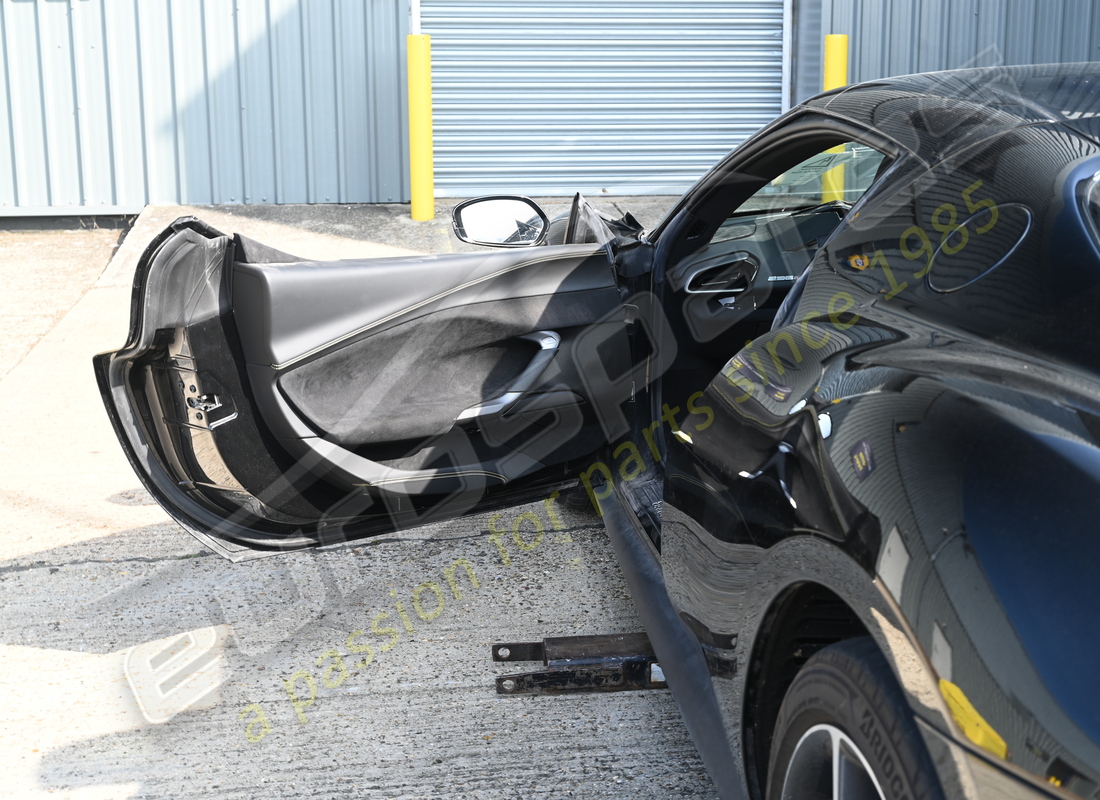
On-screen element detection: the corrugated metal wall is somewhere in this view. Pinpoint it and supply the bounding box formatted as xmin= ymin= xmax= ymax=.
xmin=0 ymin=0 xmax=409 ymax=215
xmin=13 ymin=1 xmax=1092 ymax=212
xmin=794 ymin=0 xmax=1100 ymax=105
xmin=421 ymin=0 xmax=789 ymax=197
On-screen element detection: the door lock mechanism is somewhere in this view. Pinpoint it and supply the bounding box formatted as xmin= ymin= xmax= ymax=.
xmin=187 ymin=394 xmax=223 ymax=413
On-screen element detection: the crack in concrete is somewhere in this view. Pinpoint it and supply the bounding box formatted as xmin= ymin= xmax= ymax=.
xmin=0 ymin=522 xmax=606 ymax=578
xmin=0 ymin=550 xmax=216 ymax=577
xmin=344 ymin=521 xmax=606 ymax=551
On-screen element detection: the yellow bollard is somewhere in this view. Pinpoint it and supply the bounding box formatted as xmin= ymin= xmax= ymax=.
xmin=407 ymin=34 xmax=434 ymax=221
xmin=821 ymin=34 xmax=849 ymax=203
xmin=823 ymin=34 xmax=849 ymax=92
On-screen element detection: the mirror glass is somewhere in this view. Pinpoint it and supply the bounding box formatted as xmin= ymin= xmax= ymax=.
xmin=453 ymin=197 xmax=547 ymax=246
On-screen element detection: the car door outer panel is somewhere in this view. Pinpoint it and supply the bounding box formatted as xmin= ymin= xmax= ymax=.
xmin=94 ymin=218 xmax=631 ymax=558
xmin=650 ymin=87 xmax=1100 ymax=798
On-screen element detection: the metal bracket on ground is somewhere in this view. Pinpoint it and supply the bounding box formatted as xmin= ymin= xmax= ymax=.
xmin=491 ymin=632 xmax=668 ymax=695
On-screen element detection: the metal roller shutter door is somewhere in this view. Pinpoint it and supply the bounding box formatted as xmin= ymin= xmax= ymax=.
xmin=421 ymin=0 xmax=788 ymax=197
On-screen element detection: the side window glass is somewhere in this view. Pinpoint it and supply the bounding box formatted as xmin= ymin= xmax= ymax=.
xmin=671 ymin=140 xmax=887 ymax=345
xmin=708 ymin=142 xmax=887 ymax=259
xmin=723 ymin=142 xmax=887 ymax=226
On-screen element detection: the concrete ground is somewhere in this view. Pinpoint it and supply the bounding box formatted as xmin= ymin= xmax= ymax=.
xmin=0 ymin=199 xmax=719 ymax=799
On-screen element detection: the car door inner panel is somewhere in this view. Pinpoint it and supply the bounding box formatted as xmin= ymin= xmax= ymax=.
xmin=94 ymin=218 xmax=630 ymax=556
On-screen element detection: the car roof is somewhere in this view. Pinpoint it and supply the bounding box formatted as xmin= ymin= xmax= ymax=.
xmin=802 ymin=63 xmax=1100 ymax=162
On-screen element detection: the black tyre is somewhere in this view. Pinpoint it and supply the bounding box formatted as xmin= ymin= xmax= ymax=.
xmin=766 ymin=637 xmax=945 ymax=800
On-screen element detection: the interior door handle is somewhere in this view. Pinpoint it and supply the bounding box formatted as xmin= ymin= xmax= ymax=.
xmin=684 ymin=253 xmax=759 ymax=294
xmin=456 ymin=331 xmax=561 ymax=421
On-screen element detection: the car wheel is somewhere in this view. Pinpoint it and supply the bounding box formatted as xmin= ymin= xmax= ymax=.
xmin=766 ymin=637 xmax=944 ymax=800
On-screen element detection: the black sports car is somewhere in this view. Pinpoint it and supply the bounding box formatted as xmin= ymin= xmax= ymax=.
xmin=97 ymin=63 xmax=1100 ymax=800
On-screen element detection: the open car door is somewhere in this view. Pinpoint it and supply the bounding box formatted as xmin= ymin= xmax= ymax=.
xmin=95 ymin=217 xmax=631 ymax=560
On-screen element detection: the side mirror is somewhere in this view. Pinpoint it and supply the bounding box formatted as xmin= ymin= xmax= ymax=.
xmin=451 ymin=196 xmax=549 ymax=247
